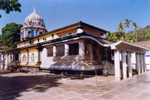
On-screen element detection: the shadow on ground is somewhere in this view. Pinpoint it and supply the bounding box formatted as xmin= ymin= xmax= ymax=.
xmin=0 ymin=71 xmax=95 ymax=100
xmin=0 ymin=73 xmax=62 ymax=100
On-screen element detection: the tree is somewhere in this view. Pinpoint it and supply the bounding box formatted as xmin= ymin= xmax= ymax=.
xmin=115 ymin=31 xmax=126 ymax=41
xmin=105 ymin=31 xmax=117 ymax=41
xmin=126 ymin=34 xmax=136 ymax=43
xmin=0 ymin=0 xmax=21 ymax=18
xmin=145 ymin=29 xmax=150 ymax=41
xmin=1 ymin=23 xmax=23 ymax=48
xmin=124 ymin=18 xmax=132 ymax=32
xmin=132 ymin=22 xmax=140 ymax=41
xmin=116 ymin=22 xmax=125 ymax=32
xmin=116 ymin=22 xmax=125 ymax=41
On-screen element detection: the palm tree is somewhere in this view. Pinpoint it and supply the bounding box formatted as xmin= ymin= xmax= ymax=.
xmin=116 ymin=22 xmax=125 ymax=32
xmin=126 ymin=34 xmax=136 ymax=43
xmin=116 ymin=22 xmax=125 ymax=41
xmin=132 ymin=22 xmax=140 ymax=41
xmin=105 ymin=31 xmax=117 ymax=41
xmin=124 ymin=18 xmax=132 ymax=32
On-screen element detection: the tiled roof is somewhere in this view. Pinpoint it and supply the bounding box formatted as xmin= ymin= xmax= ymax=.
xmin=17 ymin=21 xmax=107 ymax=44
xmin=132 ymin=41 xmax=150 ymax=49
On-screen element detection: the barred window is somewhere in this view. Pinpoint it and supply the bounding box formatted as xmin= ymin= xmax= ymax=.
xmin=69 ymin=43 xmax=79 ymax=55
xmin=56 ymin=45 xmax=64 ymax=56
xmin=47 ymin=47 xmax=53 ymax=57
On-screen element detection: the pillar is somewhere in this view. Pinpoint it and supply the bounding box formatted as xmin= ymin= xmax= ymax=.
xmin=89 ymin=41 xmax=93 ymax=60
xmin=114 ymin=50 xmax=121 ymax=81
xmin=4 ymin=54 xmax=9 ymax=70
xmin=53 ymin=45 xmax=57 ymax=57
xmin=42 ymin=47 xmax=47 ymax=62
xmin=36 ymin=48 xmax=42 ymax=63
xmin=64 ymin=43 xmax=69 ymax=56
xmin=143 ymin=54 xmax=146 ymax=72
xmin=96 ymin=44 xmax=100 ymax=59
xmin=140 ymin=54 xmax=144 ymax=73
xmin=122 ymin=51 xmax=127 ymax=79
xmin=79 ymin=40 xmax=85 ymax=60
xmin=13 ymin=53 xmax=16 ymax=61
xmin=127 ymin=52 xmax=132 ymax=77
xmin=136 ymin=53 xmax=140 ymax=74
xmin=1 ymin=54 xmax=4 ymax=70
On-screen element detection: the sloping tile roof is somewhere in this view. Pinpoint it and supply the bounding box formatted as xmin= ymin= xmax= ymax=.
xmin=132 ymin=41 xmax=150 ymax=49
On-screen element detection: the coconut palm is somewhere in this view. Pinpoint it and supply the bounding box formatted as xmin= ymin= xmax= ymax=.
xmin=132 ymin=22 xmax=140 ymax=30
xmin=132 ymin=22 xmax=140 ymax=41
xmin=116 ymin=22 xmax=125 ymax=41
xmin=124 ymin=18 xmax=132 ymax=32
xmin=116 ymin=22 xmax=125 ymax=32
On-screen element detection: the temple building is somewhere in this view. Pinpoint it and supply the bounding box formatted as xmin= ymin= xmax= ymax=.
xmin=0 ymin=9 xmax=149 ymax=81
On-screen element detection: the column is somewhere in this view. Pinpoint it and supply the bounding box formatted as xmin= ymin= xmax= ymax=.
xmin=140 ymin=54 xmax=144 ymax=73
xmin=36 ymin=48 xmax=42 ymax=63
xmin=114 ymin=50 xmax=121 ymax=81
xmin=127 ymin=52 xmax=132 ymax=77
xmin=1 ymin=54 xmax=4 ymax=70
xmin=79 ymin=40 xmax=85 ymax=60
xmin=96 ymin=44 xmax=100 ymax=59
xmin=122 ymin=51 xmax=127 ymax=79
xmin=64 ymin=43 xmax=69 ymax=56
xmin=34 ymin=30 xmax=36 ymax=37
xmin=42 ymin=47 xmax=47 ymax=62
xmin=13 ymin=53 xmax=16 ymax=61
xmin=136 ymin=53 xmax=140 ymax=74
xmin=143 ymin=54 xmax=146 ymax=72
xmin=53 ymin=45 xmax=57 ymax=57
xmin=89 ymin=41 xmax=93 ymax=60
xmin=4 ymin=54 xmax=9 ymax=70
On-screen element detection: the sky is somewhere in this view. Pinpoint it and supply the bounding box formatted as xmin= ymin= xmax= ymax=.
xmin=0 ymin=0 xmax=150 ymax=34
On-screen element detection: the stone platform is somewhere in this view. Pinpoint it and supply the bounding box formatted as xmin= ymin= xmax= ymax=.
xmin=0 ymin=70 xmax=150 ymax=100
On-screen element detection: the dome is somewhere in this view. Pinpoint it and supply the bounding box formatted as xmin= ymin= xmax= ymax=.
xmin=20 ymin=8 xmax=47 ymax=41
xmin=23 ymin=10 xmax=46 ymax=28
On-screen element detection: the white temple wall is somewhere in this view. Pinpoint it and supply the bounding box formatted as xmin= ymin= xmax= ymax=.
xmin=28 ymin=49 xmax=38 ymax=63
xmin=145 ymin=55 xmax=150 ymax=70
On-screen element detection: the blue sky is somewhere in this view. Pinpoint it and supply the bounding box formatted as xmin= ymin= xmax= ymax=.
xmin=0 ymin=0 xmax=150 ymax=34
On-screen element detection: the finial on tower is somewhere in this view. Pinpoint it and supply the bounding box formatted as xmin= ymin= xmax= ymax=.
xmin=33 ymin=5 xmax=36 ymax=12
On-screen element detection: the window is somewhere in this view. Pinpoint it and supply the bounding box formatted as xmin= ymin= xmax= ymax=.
xmin=40 ymin=32 xmax=42 ymax=35
xmin=56 ymin=45 xmax=64 ymax=56
xmin=47 ymin=47 xmax=53 ymax=57
xmin=69 ymin=43 xmax=79 ymax=55
xmin=38 ymin=22 xmax=41 ymax=26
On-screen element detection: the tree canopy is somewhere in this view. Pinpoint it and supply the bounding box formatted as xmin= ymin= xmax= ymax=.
xmin=0 ymin=0 xmax=21 ymax=18
xmin=105 ymin=18 xmax=147 ymax=42
xmin=1 ymin=23 xmax=23 ymax=48
xmin=105 ymin=19 xmax=150 ymax=43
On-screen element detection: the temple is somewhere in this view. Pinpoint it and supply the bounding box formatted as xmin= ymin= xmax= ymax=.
xmin=0 ymin=9 xmax=149 ymax=81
